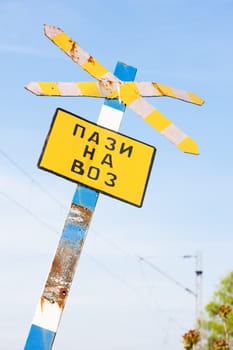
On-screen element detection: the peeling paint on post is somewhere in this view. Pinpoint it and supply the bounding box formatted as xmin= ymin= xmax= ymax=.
xmin=42 ymin=196 xmax=97 ymax=309
xmin=24 ymin=186 xmax=98 ymax=350
xmin=24 ymin=62 xmax=137 ymax=350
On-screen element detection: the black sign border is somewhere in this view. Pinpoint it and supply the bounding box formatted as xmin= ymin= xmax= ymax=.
xmin=38 ymin=108 xmax=156 ymax=208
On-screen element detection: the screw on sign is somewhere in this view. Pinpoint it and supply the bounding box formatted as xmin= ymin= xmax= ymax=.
xmin=24 ymin=24 xmax=204 ymax=350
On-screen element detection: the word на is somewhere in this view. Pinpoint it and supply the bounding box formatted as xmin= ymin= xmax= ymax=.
xmin=38 ymin=108 xmax=155 ymax=207
xmin=71 ymin=124 xmax=134 ymax=187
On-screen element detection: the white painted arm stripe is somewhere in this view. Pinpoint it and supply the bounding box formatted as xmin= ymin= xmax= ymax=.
xmin=25 ymin=82 xmax=43 ymax=95
xmin=172 ymin=88 xmax=192 ymax=103
xmin=44 ymin=25 xmax=62 ymax=39
xmin=69 ymin=45 xmax=90 ymax=66
xmin=128 ymin=96 xmax=155 ymax=118
xmin=57 ymin=82 xmax=82 ymax=96
xmin=136 ymin=82 xmax=160 ymax=96
xmin=161 ymin=124 xmax=186 ymax=145
xmin=100 ymin=72 xmax=121 ymax=83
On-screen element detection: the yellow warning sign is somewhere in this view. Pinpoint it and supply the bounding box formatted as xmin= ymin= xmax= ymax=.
xmin=38 ymin=108 xmax=156 ymax=207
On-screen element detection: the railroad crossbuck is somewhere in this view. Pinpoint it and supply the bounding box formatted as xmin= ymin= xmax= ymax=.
xmin=26 ymin=25 xmax=204 ymax=155
xmin=24 ymin=61 xmax=138 ymax=350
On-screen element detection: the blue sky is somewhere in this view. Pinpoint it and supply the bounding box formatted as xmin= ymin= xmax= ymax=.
xmin=1 ymin=0 xmax=233 ymax=349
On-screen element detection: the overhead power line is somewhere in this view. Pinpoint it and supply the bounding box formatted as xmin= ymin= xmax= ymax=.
xmin=92 ymin=229 xmax=196 ymax=297
xmin=137 ymin=255 xmax=196 ymax=297
xmin=0 ymin=146 xmax=196 ymax=313
xmin=0 ymin=190 xmax=59 ymax=234
xmin=0 ymin=186 xmax=186 ymax=334
xmin=86 ymin=253 xmax=185 ymax=332
xmin=0 ymin=148 xmax=65 ymax=208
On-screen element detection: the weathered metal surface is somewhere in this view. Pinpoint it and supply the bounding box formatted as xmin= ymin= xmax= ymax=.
xmin=42 ymin=203 xmax=92 ymax=309
xmin=25 ymin=24 xmax=204 ymax=155
xmin=25 ymin=187 xmax=98 ymax=350
xmin=25 ymin=81 xmax=203 ymax=106
xmin=24 ymin=61 xmax=137 ymax=350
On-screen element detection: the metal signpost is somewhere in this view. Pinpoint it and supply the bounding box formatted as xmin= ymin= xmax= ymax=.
xmin=24 ymin=61 xmax=137 ymax=350
xmin=24 ymin=25 xmax=204 ymax=349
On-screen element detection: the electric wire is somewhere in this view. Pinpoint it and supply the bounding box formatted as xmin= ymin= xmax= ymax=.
xmin=86 ymin=253 xmax=141 ymax=294
xmin=91 ymin=229 xmax=193 ymax=330
xmin=0 ymin=190 xmax=59 ymax=234
xmin=137 ymin=255 xmax=197 ymax=297
xmin=90 ymin=237 xmax=187 ymax=333
xmin=0 ymin=147 xmax=196 ymax=298
xmin=0 ymin=148 xmax=65 ymax=209
xmin=92 ymin=229 xmax=196 ymax=297
xmin=86 ymin=253 xmax=185 ymax=333
xmin=0 ymin=148 xmax=192 ymax=339
xmin=0 ymin=181 xmax=183 ymax=335
xmin=0 ymin=185 xmax=187 ymax=342
xmin=0 ymin=148 xmax=195 ymax=299
xmin=0 ymin=174 xmax=186 ymax=333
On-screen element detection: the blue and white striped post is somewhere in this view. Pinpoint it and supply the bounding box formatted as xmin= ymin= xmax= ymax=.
xmin=24 ymin=62 xmax=137 ymax=349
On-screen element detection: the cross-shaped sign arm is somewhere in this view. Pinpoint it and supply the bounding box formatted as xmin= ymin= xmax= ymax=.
xmin=25 ymin=81 xmax=204 ymax=105
xmin=25 ymin=25 xmax=204 ymax=155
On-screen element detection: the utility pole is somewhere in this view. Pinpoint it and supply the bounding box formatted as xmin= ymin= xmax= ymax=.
xmin=183 ymin=252 xmax=203 ymax=322
xmin=195 ymin=251 xmax=203 ymax=321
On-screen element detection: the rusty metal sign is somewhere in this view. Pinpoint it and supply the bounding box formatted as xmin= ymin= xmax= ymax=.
xmin=24 ymin=23 xmax=204 ymax=350
xmin=38 ymin=108 xmax=155 ymax=207
xmin=24 ymin=61 xmax=137 ymax=350
xmin=26 ymin=25 xmax=204 ymax=155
